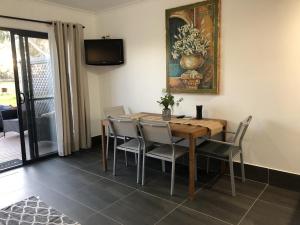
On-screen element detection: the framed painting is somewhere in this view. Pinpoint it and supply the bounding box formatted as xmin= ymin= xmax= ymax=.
xmin=166 ymin=0 xmax=221 ymax=94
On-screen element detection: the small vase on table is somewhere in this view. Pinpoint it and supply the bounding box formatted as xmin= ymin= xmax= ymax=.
xmin=162 ymin=108 xmax=171 ymax=121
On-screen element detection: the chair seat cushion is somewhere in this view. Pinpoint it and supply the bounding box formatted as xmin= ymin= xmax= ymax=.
xmin=146 ymin=145 xmax=188 ymax=160
xmin=197 ymin=141 xmax=240 ymax=158
xmin=118 ymin=138 xmax=153 ymax=150
xmin=118 ymin=138 xmax=141 ymax=150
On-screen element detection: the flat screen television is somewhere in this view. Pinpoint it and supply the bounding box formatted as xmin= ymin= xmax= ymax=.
xmin=84 ymin=39 xmax=124 ymax=65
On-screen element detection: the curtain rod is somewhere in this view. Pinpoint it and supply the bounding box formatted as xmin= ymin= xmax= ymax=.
xmin=0 ymin=15 xmax=85 ymax=28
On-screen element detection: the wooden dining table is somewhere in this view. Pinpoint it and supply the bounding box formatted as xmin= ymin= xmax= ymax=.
xmin=100 ymin=113 xmax=226 ymax=200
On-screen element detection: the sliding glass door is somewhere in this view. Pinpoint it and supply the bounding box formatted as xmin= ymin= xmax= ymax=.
xmin=0 ymin=27 xmax=58 ymax=170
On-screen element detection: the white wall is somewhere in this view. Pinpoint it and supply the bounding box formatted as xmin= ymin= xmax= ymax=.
xmin=0 ymin=0 xmax=102 ymax=136
xmin=95 ymin=0 xmax=300 ymax=175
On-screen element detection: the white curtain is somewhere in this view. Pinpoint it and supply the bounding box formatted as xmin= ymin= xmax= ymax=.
xmin=49 ymin=21 xmax=91 ymax=156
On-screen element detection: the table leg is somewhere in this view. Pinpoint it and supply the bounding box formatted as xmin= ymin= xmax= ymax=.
xmin=101 ymin=122 xmax=107 ymax=171
xmin=188 ymin=136 xmax=196 ymax=200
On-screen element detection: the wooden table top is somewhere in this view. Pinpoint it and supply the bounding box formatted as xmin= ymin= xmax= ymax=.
xmin=101 ymin=112 xmax=226 ymax=139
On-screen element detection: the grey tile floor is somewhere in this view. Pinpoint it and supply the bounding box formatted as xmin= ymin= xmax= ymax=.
xmin=0 ymin=148 xmax=299 ymax=225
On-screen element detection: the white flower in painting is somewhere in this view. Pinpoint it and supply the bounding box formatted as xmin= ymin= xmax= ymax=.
xmin=171 ymin=23 xmax=210 ymax=58
xmin=171 ymin=52 xmax=179 ymax=59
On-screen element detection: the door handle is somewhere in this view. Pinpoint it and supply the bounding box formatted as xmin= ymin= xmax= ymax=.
xmin=19 ymin=92 xmax=25 ymax=104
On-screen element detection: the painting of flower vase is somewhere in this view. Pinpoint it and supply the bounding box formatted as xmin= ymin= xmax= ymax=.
xmin=166 ymin=0 xmax=220 ymax=94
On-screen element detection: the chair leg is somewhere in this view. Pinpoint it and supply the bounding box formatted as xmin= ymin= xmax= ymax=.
xmin=135 ymin=153 xmax=137 ymax=165
xmin=113 ymin=139 xmax=117 ymax=176
xmin=137 ymin=151 xmax=141 ymax=184
xmin=170 ymin=160 xmax=175 ymax=196
xmin=229 ymin=153 xmax=236 ymax=196
xmin=106 ymin=135 xmax=110 ymax=159
xmin=161 ymin=160 xmax=166 ymax=173
xmin=124 ymin=151 xmax=128 ymax=167
xmin=123 ymin=137 xmax=128 ymax=166
xmin=142 ymin=150 xmax=146 ymax=186
xmin=195 ymin=156 xmax=198 ymax=182
xmin=206 ymin=158 xmax=210 ymax=174
xmin=240 ymin=152 xmax=246 ymax=183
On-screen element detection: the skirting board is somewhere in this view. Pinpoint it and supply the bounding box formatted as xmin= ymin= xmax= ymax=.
xmin=91 ymin=135 xmax=300 ymax=192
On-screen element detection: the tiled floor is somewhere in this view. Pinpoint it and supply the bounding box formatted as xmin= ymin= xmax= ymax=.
xmin=0 ymin=148 xmax=299 ymax=225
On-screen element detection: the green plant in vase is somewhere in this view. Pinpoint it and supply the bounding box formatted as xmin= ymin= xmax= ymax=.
xmin=157 ymin=89 xmax=183 ymax=121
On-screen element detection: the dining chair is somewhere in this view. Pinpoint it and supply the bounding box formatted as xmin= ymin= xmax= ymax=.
xmin=139 ymin=120 xmax=189 ymax=196
xmin=108 ymin=117 xmax=143 ymax=184
xmin=103 ymin=106 xmax=129 ymax=164
xmin=197 ymin=115 xmax=252 ymax=196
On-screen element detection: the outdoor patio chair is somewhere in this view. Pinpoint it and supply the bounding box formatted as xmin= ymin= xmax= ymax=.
xmin=0 ymin=108 xmax=28 ymax=137
xmin=0 ymin=105 xmax=12 ymax=133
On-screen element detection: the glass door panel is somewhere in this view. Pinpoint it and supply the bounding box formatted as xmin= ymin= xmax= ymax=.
xmin=14 ymin=34 xmax=35 ymax=160
xmin=0 ymin=30 xmax=23 ymax=170
xmin=0 ymin=28 xmax=58 ymax=171
xmin=13 ymin=31 xmax=58 ymax=161
xmin=26 ymin=37 xmax=58 ymax=156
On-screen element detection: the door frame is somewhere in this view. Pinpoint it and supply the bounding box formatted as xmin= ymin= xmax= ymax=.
xmin=0 ymin=27 xmax=57 ymax=170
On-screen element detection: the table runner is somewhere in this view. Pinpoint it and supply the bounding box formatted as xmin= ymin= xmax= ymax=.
xmin=121 ymin=113 xmax=224 ymax=136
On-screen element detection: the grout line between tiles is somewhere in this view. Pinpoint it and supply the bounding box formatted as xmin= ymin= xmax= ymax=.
xmin=83 ymin=211 xmax=124 ymax=225
xmin=223 ymin=173 xmax=268 ymax=186
xmin=97 ymin=211 xmax=125 ymax=225
xmin=237 ymin=184 xmax=269 ymax=225
xmin=154 ymin=198 xmax=188 ymax=225
xmin=180 ymin=204 xmax=234 ymax=225
xmin=137 ymin=189 xmax=181 ymax=206
xmin=99 ymin=189 xmax=137 ymax=213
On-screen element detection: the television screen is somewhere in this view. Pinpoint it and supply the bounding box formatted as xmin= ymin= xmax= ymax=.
xmin=84 ymin=39 xmax=124 ymax=65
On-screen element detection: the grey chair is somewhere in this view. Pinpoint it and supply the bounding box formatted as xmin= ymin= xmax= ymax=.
xmin=140 ymin=120 xmax=189 ymax=196
xmin=108 ymin=117 xmax=143 ymax=184
xmin=197 ymin=116 xmax=252 ymax=196
xmin=104 ymin=106 xmax=128 ymax=162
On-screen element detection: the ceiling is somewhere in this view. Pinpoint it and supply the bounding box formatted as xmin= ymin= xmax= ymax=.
xmin=42 ymin=0 xmax=142 ymax=12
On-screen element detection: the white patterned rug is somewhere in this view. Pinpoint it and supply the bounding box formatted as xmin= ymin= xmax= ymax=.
xmin=0 ymin=196 xmax=80 ymax=225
